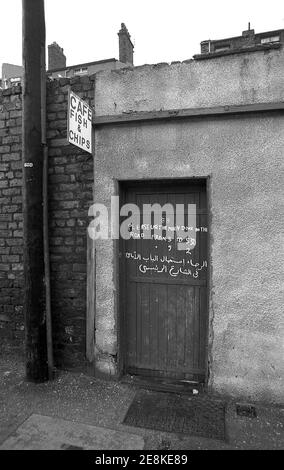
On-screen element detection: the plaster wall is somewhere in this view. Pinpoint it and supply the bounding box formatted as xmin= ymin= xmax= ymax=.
xmin=95 ymin=48 xmax=284 ymax=115
xmin=93 ymin=48 xmax=284 ymax=403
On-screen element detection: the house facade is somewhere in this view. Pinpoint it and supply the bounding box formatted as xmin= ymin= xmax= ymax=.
xmin=1 ymin=63 xmax=24 ymax=89
xmin=47 ymin=24 xmax=133 ymax=79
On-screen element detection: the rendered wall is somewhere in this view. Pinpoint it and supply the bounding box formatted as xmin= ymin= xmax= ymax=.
xmin=93 ymin=48 xmax=284 ymax=403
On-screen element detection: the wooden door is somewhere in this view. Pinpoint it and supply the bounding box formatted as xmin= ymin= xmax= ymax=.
xmin=120 ymin=180 xmax=208 ymax=383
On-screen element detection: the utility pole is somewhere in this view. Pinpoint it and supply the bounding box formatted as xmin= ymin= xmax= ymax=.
xmin=22 ymin=0 xmax=48 ymax=382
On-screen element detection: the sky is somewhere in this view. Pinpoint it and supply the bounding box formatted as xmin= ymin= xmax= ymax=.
xmin=1 ymin=0 xmax=284 ymax=73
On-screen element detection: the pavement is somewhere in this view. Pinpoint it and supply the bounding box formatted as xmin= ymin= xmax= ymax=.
xmin=0 ymin=348 xmax=283 ymax=450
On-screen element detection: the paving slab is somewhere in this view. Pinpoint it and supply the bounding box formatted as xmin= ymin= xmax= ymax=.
xmin=0 ymin=414 xmax=144 ymax=450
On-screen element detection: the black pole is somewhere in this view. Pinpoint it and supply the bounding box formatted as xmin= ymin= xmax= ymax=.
xmin=22 ymin=0 xmax=48 ymax=382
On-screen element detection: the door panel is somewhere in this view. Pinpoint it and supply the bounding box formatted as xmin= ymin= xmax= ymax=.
xmin=120 ymin=181 xmax=208 ymax=383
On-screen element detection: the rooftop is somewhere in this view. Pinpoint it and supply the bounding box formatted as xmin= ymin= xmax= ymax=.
xmin=194 ymin=27 xmax=284 ymax=60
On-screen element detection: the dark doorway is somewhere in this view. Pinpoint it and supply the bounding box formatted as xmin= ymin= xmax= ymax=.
xmin=119 ymin=179 xmax=208 ymax=384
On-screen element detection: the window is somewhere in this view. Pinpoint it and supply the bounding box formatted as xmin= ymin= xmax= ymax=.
xmin=214 ymin=44 xmax=230 ymax=52
xmin=74 ymin=67 xmax=88 ymax=76
xmin=261 ymin=36 xmax=280 ymax=44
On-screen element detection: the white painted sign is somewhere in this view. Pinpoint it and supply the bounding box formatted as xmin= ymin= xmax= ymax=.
xmin=68 ymin=90 xmax=92 ymax=154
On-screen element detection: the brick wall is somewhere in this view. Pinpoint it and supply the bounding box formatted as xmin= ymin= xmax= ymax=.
xmin=0 ymin=75 xmax=94 ymax=370
xmin=47 ymin=75 xmax=94 ymax=369
xmin=0 ymin=85 xmax=24 ymax=346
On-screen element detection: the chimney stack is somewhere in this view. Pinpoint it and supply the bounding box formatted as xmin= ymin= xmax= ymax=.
xmin=242 ymin=27 xmax=255 ymax=47
xmin=48 ymin=42 xmax=66 ymax=70
xmin=118 ymin=23 xmax=134 ymax=65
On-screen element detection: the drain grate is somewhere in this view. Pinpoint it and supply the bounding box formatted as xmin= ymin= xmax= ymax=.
xmin=123 ymin=390 xmax=226 ymax=441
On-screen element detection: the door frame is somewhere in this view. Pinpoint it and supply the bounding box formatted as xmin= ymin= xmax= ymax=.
xmin=117 ymin=177 xmax=211 ymax=387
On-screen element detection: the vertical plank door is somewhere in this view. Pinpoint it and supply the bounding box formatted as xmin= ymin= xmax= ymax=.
xmin=120 ymin=180 xmax=208 ymax=383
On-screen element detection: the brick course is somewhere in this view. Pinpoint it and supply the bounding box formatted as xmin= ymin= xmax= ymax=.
xmin=0 ymin=77 xmax=94 ymax=370
xmin=0 ymin=85 xmax=23 ymax=345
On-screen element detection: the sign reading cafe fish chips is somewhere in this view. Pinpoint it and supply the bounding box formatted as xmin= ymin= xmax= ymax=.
xmin=68 ymin=90 xmax=92 ymax=153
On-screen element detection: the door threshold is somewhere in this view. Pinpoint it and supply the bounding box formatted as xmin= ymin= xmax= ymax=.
xmin=121 ymin=374 xmax=205 ymax=395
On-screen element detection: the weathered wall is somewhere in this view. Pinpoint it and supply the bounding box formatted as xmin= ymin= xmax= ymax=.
xmin=0 ymin=86 xmax=24 ymax=345
xmin=0 ymin=76 xmax=94 ymax=369
xmin=1 ymin=47 xmax=283 ymax=403
xmin=95 ymin=47 xmax=284 ymax=114
xmin=93 ymin=48 xmax=284 ymax=403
